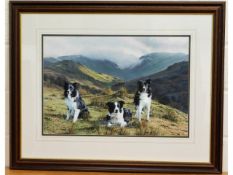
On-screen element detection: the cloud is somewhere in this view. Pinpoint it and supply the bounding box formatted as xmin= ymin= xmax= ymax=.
xmin=43 ymin=36 xmax=189 ymax=68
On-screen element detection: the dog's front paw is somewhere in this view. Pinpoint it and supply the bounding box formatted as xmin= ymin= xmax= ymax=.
xmin=73 ymin=118 xmax=78 ymax=123
xmin=66 ymin=113 xmax=70 ymax=120
xmin=72 ymin=120 xmax=77 ymax=123
xmin=120 ymin=122 xmax=127 ymax=127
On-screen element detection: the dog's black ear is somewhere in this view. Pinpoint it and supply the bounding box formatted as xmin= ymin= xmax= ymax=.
xmin=72 ymin=82 xmax=79 ymax=89
xmin=106 ymin=102 xmax=112 ymax=108
xmin=118 ymin=100 xmax=125 ymax=108
xmin=146 ymin=79 xmax=151 ymax=84
xmin=137 ymin=80 xmax=143 ymax=86
xmin=64 ymin=82 xmax=69 ymax=89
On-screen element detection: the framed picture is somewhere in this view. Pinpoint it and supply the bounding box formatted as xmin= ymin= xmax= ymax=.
xmin=10 ymin=1 xmax=225 ymax=173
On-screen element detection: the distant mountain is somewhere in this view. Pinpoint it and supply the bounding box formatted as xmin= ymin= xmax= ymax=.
xmin=43 ymin=57 xmax=61 ymax=66
xmin=55 ymin=55 xmax=124 ymax=79
xmin=123 ymin=52 xmax=188 ymax=80
xmin=43 ymin=60 xmax=122 ymax=93
xmin=124 ymin=61 xmax=189 ymax=113
xmin=44 ymin=52 xmax=188 ymax=80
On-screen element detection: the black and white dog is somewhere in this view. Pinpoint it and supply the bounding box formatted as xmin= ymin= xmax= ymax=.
xmin=106 ymin=101 xmax=132 ymax=127
xmin=134 ymin=79 xmax=152 ymax=122
xmin=64 ymin=82 xmax=88 ymax=123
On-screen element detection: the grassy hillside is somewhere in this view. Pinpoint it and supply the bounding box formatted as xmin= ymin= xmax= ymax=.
xmin=44 ymin=60 xmax=122 ymax=91
xmin=43 ymin=86 xmax=188 ymax=136
xmin=78 ymin=65 xmax=117 ymax=83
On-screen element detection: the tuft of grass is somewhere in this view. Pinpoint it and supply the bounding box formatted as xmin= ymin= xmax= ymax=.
xmin=135 ymin=120 xmax=161 ymax=136
xmin=113 ymin=87 xmax=128 ymax=98
xmin=104 ymin=88 xmax=113 ymax=95
xmin=89 ymin=96 xmax=106 ymax=108
xmin=161 ymin=109 xmax=179 ymax=122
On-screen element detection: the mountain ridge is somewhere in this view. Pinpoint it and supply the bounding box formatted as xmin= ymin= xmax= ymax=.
xmin=44 ymin=52 xmax=188 ymax=80
xmin=45 ymin=55 xmax=124 ymax=79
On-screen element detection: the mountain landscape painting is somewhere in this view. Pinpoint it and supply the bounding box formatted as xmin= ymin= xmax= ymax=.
xmin=42 ymin=35 xmax=190 ymax=137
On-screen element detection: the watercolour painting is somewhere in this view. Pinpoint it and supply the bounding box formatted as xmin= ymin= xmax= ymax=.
xmin=42 ymin=35 xmax=190 ymax=137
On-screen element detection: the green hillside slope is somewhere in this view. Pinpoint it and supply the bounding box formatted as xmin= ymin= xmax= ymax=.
xmin=44 ymin=60 xmax=122 ymax=91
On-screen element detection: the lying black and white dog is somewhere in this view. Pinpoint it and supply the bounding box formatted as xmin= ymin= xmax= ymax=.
xmin=134 ymin=79 xmax=152 ymax=122
xmin=106 ymin=101 xmax=132 ymax=127
xmin=64 ymin=82 xmax=88 ymax=123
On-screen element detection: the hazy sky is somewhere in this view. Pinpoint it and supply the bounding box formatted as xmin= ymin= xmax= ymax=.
xmin=43 ymin=36 xmax=189 ymax=68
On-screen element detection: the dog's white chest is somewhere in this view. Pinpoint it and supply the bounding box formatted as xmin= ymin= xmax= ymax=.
xmin=109 ymin=112 xmax=124 ymax=124
xmin=139 ymin=92 xmax=151 ymax=104
xmin=65 ymin=97 xmax=76 ymax=110
xmin=137 ymin=92 xmax=152 ymax=111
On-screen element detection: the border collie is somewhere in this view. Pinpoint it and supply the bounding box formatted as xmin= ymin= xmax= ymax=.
xmin=64 ymin=82 xmax=88 ymax=123
xmin=134 ymin=79 xmax=152 ymax=122
xmin=106 ymin=101 xmax=132 ymax=127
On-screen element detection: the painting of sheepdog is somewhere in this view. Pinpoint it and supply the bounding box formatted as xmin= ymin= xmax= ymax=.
xmin=42 ymin=35 xmax=190 ymax=137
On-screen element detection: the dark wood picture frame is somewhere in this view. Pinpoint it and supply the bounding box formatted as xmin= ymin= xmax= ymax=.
xmin=10 ymin=1 xmax=225 ymax=173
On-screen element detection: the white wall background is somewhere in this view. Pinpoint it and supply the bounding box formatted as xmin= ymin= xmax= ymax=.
xmin=4 ymin=0 xmax=228 ymax=172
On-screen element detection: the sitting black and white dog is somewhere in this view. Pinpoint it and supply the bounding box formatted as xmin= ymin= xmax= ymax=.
xmin=134 ymin=79 xmax=152 ymax=122
xmin=106 ymin=101 xmax=132 ymax=127
xmin=64 ymin=82 xmax=88 ymax=123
